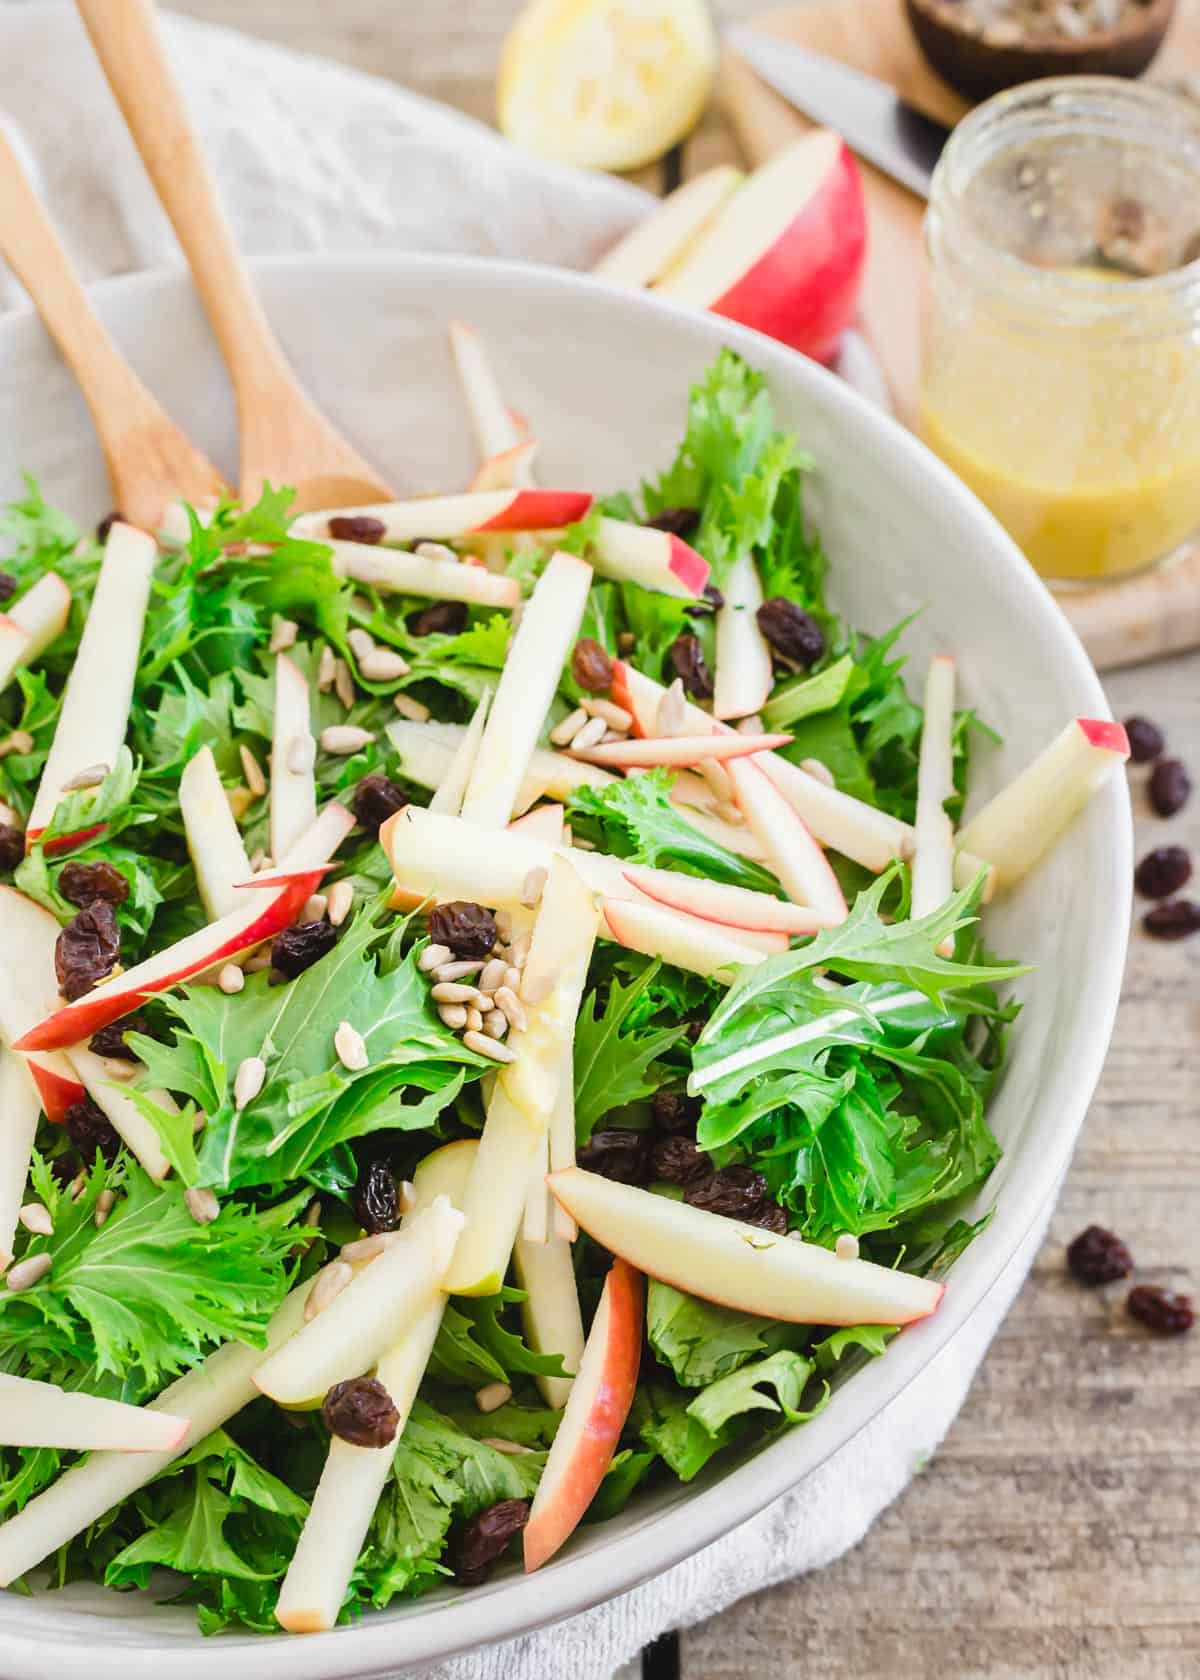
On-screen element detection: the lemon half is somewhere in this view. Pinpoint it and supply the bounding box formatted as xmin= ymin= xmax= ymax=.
xmin=498 ymin=0 xmax=717 ymax=173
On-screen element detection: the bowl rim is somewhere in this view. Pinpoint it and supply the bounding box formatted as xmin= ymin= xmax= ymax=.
xmin=904 ymin=0 xmax=1176 ymax=56
xmin=0 ymin=250 xmax=1132 ymax=1679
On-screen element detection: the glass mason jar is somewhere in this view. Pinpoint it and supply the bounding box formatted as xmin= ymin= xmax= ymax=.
xmin=921 ymin=78 xmax=1200 ymax=585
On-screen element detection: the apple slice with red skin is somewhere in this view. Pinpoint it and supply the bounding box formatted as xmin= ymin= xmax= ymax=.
xmin=0 ymin=572 xmax=71 ymax=695
xmin=570 ymin=730 xmax=789 ymax=769
xmin=389 ymin=716 xmax=616 ymax=810
xmin=523 ymin=1258 xmax=644 ymax=1573
xmin=270 ymin=654 xmax=317 ymax=865
xmin=958 ymin=718 xmax=1130 ymax=891
xmin=548 ymin=1169 xmax=944 ymax=1327
xmin=508 ymin=803 xmax=566 ymax=845
xmin=327 ymin=542 xmax=521 ymax=610
xmin=655 ymin=131 xmax=867 ymax=363
xmin=0 ymin=1376 xmax=188 ymax=1453
xmin=623 ymin=865 xmax=836 ymax=936
xmin=296 ymin=488 xmax=592 ymax=545
xmin=469 ymin=439 xmax=539 ymax=493
xmin=26 ymin=1055 xmax=85 ymax=1124
xmin=0 ymin=1055 xmax=41 ymax=1271
xmin=713 ymin=553 xmax=773 ymax=721
xmin=727 ymin=758 xmax=847 ymax=924
xmin=179 ymin=746 xmax=253 ymax=922
xmin=593 ymin=165 xmax=743 ymax=289
xmin=603 ymin=897 xmax=768 ymax=980
xmin=590 ymin=516 xmax=708 ymax=600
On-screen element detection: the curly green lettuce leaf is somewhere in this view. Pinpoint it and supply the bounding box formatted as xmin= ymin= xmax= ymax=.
xmin=572 ymin=960 xmax=690 ymax=1144
xmin=645 ymin=1279 xmax=801 ymax=1388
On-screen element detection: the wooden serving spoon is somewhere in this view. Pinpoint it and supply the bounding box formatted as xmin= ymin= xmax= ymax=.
xmin=0 ymin=128 xmax=228 ymax=531
xmin=75 ymin=0 xmax=394 ymax=514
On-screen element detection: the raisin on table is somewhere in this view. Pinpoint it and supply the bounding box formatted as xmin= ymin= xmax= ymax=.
xmin=1066 ymin=1225 xmax=1133 ymax=1286
xmin=452 ymin=1498 xmax=531 ymax=1586
xmin=55 ymin=901 xmax=120 ymax=1001
xmin=1135 ymin=846 xmax=1192 ymax=900
xmin=1148 ymin=758 xmax=1191 ymax=818
xmin=322 ymin=1376 xmax=400 ymax=1447
xmin=1143 ymin=900 xmax=1200 ymax=941
xmin=428 ymin=900 xmax=497 ymax=960
xmin=1127 ymin=1285 xmax=1194 ymax=1335
xmin=354 ymin=1158 xmax=400 ymax=1233
xmin=59 ymin=860 xmax=130 ymax=907
xmin=1123 ymin=715 xmax=1165 ymax=763
xmin=271 ymin=919 xmax=339 ymax=978
xmin=578 ymin=1128 xmax=653 ymax=1185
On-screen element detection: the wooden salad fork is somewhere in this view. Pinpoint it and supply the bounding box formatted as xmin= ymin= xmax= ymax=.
xmin=75 ymin=0 xmax=394 ymax=515
xmin=0 ymin=127 xmax=228 ymax=531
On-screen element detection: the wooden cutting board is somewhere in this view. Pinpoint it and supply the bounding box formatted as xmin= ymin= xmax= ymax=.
xmin=720 ymin=0 xmax=1200 ymax=671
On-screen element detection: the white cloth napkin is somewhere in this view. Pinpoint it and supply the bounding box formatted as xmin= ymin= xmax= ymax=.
xmin=0 ymin=7 xmax=1048 ymax=1674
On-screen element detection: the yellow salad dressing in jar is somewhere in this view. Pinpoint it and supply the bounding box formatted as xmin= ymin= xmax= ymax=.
xmin=921 ymin=79 xmax=1200 ymax=584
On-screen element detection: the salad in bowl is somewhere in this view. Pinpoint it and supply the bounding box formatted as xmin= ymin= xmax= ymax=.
xmin=0 ymin=340 xmax=1128 ymax=1635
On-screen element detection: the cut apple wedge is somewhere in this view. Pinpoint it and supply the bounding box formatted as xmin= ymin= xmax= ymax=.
xmin=428 ymin=688 xmax=493 ymax=818
xmin=622 ymin=865 xmax=833 ymax=936
xmin=0 ymin=1376 xmax=187 ymax=1453
xmin=66 ymin=1045 xmax=174 ymax=1183
xmin=958 ymin=718 xmax=1130 ymax=892
xmin=603 ymin=897 xmax=766 ymax=980
xmin=26 ymin=524 xmax=158 ymax=843
xmin=512 ymin=1225 xmax=585 ymax=1410
xmin=470 ymin=439 xmax=539 ymax=494
xmin=460 ymin=551 xmax=593 ymax=829
xmin=254 ymin=1197 xmax=465 ymax=1405
xmin=521 ymin=1134 xmax=552 ymax=1247
xmin=548 ymin=1039 xmax=578 ymax=1242
xmin=0 ymin=572 xmax=71 ymax=695
xmin=728 ymin=758 xmax=847 ymax=924
xmin=179 ymin=747 xmax=253 ymax=921
xmin=523 ymin=1258 xmax=643 ymax=1572
xmin=0 ymin=1279 xmax=311 ymax=1587
xmin=446 ymin=857 xmax=598 ymax=1296
xmin=912 ymin=657 xmax=957 ymax=953
xmin=25 ymin=1054 xmax=85 ymax=1125
xmin=389 ymin=716 xmax=616 ymax=809
xmin=655 ymin=131 xmax=867 ymax=363
xmin=327 ymin=541 xmax=521 ymax=609
xmin=449 ymin=322 xmax=530 ymax=469
xmin=297 ymin=489 xmax=592 ymax=545
xmin=714 ymin=553 xmax=773 ymax=721
xmin=0 ymin=1054 xmax=41 ymax=1272
xmin=270 ymin=654 xmax=317 ymax=864
xmin=590 ymin=516 xmax=708 ymax=599
xmin=593 ymin=165 xmax=743 ymax=288
xmin=548 ymin=1169 xmax=944 ymax=1326
xmin=509 ymin=803 xmax=566 ymax=845
xmin=570 ymin=731 xmax=789 ymax=769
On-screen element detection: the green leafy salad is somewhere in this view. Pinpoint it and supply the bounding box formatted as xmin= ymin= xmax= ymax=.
xmin=0 ymin=343 xmax=1116 ymax=1636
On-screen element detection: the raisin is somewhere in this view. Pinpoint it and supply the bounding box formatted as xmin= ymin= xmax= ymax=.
xmin=271 ymin=918 xmax=339 ymax=978
xmin=1135 ymin=845 xmax=1192 ymax=900
xmin=651 ymin=1134 xmax=710 ymax=1185
xmin=88 ymin=1011 xmax=150 ymax=1064
xmin=1143 ymin=899 xmax=1200 ymax=940
xmin=59 ymin=860 xmax=130 ymax=907
xmin=1149 ymin=758 xmax=1191 ymax=817
xmin=0 ymin=823 xmax=24 ymax=872
xmin=408 ymin=600 xmax=468 ymax=637
xmin=352 ymin=773 xmax=408 ymax=833
xmin=428 ymin=900 xmax=497 ymax=959
xmin=49 ymin=1152 xmax=81 ymax=1187
xmin=745 ymin=1199 xmax=790 ymax=1235
xmin=354 ymin=1157 xmax=400 ymax=1233
xmin=0 ymin=573 xmax=16 ymax=604
xmin=451 ymin=1498 xmax=531 ymax=1586
xmin=95 ymin=511 xmax=124 ymax=544
xmin=1123 ymin=715 xmax=1165 ymax=763
xmin=328 ymin=514 xmax=386 ymax=545
xmin=577 ymin=1128 xmax=653 ymax=1185
xmin=55 ymin=901 xmax=120 ymax=1001
xmin=685 ymin=1165 xmax=769 ymax=1221
xmin=1066 ymin=1225 xmax=1133 ymax=1286
xmin=652 ymin=1090 xmax=701 ymax=1135
xmin=643 ymin=507 xmax=699 ymax=540
xmin=572 ymin=637 xmax=613 ymax=693
xmin=668 ymin=634 xmax=714 ymax=700
xmin=1127 ymin=1284 xmax=1194 ymax=1335
xmin=321 ymin=1376 xmax=400 ymax=1447
xmin=65 ymin=1096 xmax=121 ymax=1166
xmin=757 ymin=599 xmax=826 ymax=668
xmin=684 ymin=582 xmax=725 ymax=615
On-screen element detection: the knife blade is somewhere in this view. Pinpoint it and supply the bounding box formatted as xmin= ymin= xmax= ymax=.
xmin=726 ymin=28 xmax=951 ymax=200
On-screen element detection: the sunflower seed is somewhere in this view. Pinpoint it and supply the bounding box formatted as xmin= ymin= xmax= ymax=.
xmin=478 ymin=957 xmax=508 ymax=995
xmin=438 ymin=1003 xmax=469 ymax=1029
xmin=550 ymin=707 xmax=588 ymax=747
xmin=234 ymin=1056 xmax=267 ymax=1110
xmin=249 ymin=849 xmax=266 ymax=873
xmin=419 ymin=942 xmax=453 ymax=972
xmin=508 ymin=932 xmax=531 ymax=970
xmin=18 ymin=1203 xmax=52 ymax=1237
xmin=360 ymin=648 xmax=411 ymax=683
xmin=304 ymin=1260 xmax=353 ymax=1321
xmin=244 ymin=949 xmax=273 ymax=973
xmin=334 ymin=1020 xmax=369 ymax=1072
xmin=735 ymin=714 xmax=764 ymax=735
xmin=334 ymin=658 xmax=356 ymax=710
xmin=415 ymin=541 xmax=458 ymax=563
xmin=300 ymin=893 xmax=327 ymax=925
xmin=269 ymin=618 xmax=299 ymax=654
xmin=800 ymin=757 xmax=835 ymax=788
xmin=392 ymin=693 xmax=429 ymax=722
xmin=303 ymin=1198 xmax=323 ymax=1227
xmin=474 ymin=1381 xmax=513 ymax=1413
xmin=218 ymin=962 xmax=245 ymax=995
xmin=399 ymin=1180 xmax=417 ymax=1215
xmin=520 ymin=970 xmax=554 ymax=1007
xmin=433 ymin=960 xmax=486 ymax=982
xmin=193 ymin=1108 xmax=208 ymax=1134
xmin=465 ymin=1005 xmax=484 ymax=1034
xmin=287 ymin=732 xmax=317 ymax=776
xmin=714 ymin=801 xmax=745 ymax=826
xmin=6 ymin=1253 xmax=50 ymax=1292
xmin=568 ymin=715 xmax=607 ymax=753
xmin=94 ymin=1188 xmax=116 ymax=1229
xmin=480 ymin=1437 xmax=534 ymax=1455
xmin=103 ymin=1058 xmax=137 ymax=1083
xmin=493 ymin=986 xmax=526 ymax=1033
xmin=482 ymin=1008 xmax=508 ymax=1040
xmin=68 ymin=1172 xmax=86 ymax=1201
xmin=60 ymin=763 xmax=110 ymax=792
xmin=185 ymin=1187 xmax=220 ymax=1226
xmin=340 ymin=1232 xmax=390 ymax=1264
xmin=317 ymin=645 xmax=337 ymax=691
xmin=347 ymin=627 xmax=376 ymax=662
xmin=493 ymin=909 xmax=513 ymax=942
xmin=463 ymin=1030 xmax=518 ymax=1063
xmin=320 ymin=725 xmax=375 ymax=755
xmin=835 ymin=1232 xmax=860 ymax=1260
xmin=226 ymin=786 xmax=254 ymax=822
xmin=520 ymin=866 xmax=548 ymax=909
xmin=0 ymin=730 xmax=34 ymax=759
xmin=581 ymin=697 xmax=634 ymax=730
xmin=656 ymin=679 xmax=688 ymax=738
xmin=239 ymin=744 xmax=267 ymax=798
xmin=326 ymin=880 xmax=354 ymax=927
xmin=431 ymin=982 xmax=484 ymax=1005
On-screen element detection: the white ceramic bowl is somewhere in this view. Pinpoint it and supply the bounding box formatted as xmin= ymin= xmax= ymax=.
xmin=0 ymin=255 xmax=1130 ymax=1679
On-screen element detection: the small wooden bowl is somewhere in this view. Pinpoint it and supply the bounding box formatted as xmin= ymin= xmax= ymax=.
xmin=904 ymin=0 xmax=1177 ymax=102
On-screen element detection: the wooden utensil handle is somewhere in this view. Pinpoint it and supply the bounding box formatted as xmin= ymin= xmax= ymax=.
xmin=75 ymin=0 xmax=288 ymax=406
xmin=0 ymin=128 xmax=159 ymax=431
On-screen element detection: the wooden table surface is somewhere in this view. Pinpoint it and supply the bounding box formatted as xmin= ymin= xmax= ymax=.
xmin=174 ymin=5 xmax=1200 ymax=1675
